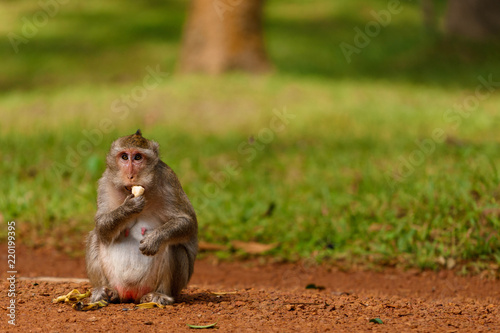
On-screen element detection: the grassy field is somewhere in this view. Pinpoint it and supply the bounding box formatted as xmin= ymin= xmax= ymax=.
xmin=1 ymin=0 xmax=500 ymax=272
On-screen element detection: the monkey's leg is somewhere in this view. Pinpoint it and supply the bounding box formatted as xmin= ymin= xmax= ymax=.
xmin=86 ymin=231 xmax=120 ymax=303
xmin=168 ymin=244 xmax=194 ymax=298
xmin=140 ymin=244 xmax=194 ymax=305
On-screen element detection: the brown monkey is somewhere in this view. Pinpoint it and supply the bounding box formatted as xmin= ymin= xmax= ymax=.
xmin=85 ymin=130 xmax=198 ymax=305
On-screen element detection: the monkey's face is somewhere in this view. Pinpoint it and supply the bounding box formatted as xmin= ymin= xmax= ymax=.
xmin=106 ymin=130 xmax=160 ymax=192
xmin=115 ymin=148 xmax=153 ymax=191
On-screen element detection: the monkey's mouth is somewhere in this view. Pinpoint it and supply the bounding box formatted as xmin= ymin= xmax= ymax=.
xmin=124 ymin=185 xmax=144 ymax=193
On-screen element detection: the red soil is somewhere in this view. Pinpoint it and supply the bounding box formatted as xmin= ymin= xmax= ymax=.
xmin=1 ymin=245 xmax=499 ymax=332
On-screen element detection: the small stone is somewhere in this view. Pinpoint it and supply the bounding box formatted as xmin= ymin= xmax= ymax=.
xmin=144 ymin=321 xmax=153 ymax=325
xmin=285 ymin=304 xmax=295 ymax=311
xmin=235 ymin=301 xmax=245 ymax=307
xmin=88 ymin=317 xmax=99 ymax=322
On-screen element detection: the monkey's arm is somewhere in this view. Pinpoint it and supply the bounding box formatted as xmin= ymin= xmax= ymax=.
xmin=95 ymin=194 xmax=145 ymax=244
xmin=139 ymin=214 xmax=197 ymax=256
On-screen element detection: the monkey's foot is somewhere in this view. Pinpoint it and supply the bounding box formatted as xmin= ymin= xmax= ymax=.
xmin=140 ymin=292 xmax=174 ymax=305
xmin=90 ymin=286 xmax=120 ymax=304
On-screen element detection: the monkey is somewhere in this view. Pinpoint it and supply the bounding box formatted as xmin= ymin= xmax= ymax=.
xmin=85 ymin=129 xmax=198 ymax=305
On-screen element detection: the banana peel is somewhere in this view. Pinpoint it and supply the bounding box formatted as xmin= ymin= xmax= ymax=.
xmin=53 ymin=289 xmax=108 ymax=311
xmin=135 ymin=302 xmax=170 ymax=309
xmin=53 ymin=289 xmax=91 ymax=304
xmin=54 ymin=289 xmax=167 ymax=311
xmin=73 ymin=300 xmax=108 ymax=311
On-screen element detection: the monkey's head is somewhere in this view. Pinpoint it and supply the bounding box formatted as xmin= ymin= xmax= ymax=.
xmin=106 ymin=129 xmax=160 ymax=192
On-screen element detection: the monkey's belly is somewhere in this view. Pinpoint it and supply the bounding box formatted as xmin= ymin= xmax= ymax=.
xmin=101 ymin=220 xmax=162 ymax=302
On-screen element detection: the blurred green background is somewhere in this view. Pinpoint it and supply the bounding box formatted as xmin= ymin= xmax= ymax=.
xmin=1 ymin=0 xmax=500 ymax=273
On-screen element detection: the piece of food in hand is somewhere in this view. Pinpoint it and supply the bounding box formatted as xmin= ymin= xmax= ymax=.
xmin=132 ymin=185 xmax=145 ymax=197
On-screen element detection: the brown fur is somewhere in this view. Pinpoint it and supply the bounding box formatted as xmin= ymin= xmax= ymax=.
xmin=85 ymin=130 xmax=198 ymax=305
xmin=121 ymin=129 xmax=151 ymax=149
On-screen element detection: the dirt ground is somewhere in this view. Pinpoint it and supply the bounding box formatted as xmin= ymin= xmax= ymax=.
xmin=0 ymin=245 xmax=499 ymax=332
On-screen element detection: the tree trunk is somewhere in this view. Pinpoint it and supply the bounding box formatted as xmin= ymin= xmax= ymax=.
xmin=179 ymin=0 xmax=272 ymax=74
xmin=421 ymin=0 xmax=436 ymax=35
xmin=445 ymin=0 xmax=500 ymax=39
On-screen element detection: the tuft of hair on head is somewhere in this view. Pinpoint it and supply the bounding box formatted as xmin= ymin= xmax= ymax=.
xmin=120 ymin=129 xmax=149 ymax=149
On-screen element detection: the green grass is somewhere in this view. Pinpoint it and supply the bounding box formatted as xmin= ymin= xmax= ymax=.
xmin=1 ymin=0 xmax=500 ymax=271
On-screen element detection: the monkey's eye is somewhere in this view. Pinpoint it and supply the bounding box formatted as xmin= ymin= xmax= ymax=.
xmin=134 ymin=154 xmax=142 ymax=161
xmin=121 ymin=154 xmax=128 ymax=160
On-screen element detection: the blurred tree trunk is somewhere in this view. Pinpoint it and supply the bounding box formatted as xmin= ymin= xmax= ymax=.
xmin=179 ymin=0 xmax=272 ymax=74
xmin=445 ymin=0 xmax=500 ymax=39
xmin=421 ymin=0 xmax=436 ymax=35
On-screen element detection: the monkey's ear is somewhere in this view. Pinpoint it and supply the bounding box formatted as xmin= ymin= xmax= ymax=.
xmin=135 ymin=129 xmax=142 ymax=136
xmin=151 ymin=141 xmax=160 ymax=155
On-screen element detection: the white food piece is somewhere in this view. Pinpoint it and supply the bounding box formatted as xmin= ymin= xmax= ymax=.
xmin=131 ymin=185 xmax=145 ymax=197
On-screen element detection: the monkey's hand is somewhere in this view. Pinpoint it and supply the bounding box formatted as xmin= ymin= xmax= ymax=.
xmin=122 ymin=193 xmax=146 ymax=215
xmin=95 ymin=194 xmax=146 ymax=244
xmin=139 ymin=232 xmax=161 ymax=256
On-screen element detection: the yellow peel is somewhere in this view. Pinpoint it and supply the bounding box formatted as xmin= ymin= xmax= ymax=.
xmin=211 ymin=291 xmax=238 ymax=295
xmin=53 ymin=289 xmax=90 ymax=304
xmin=73 ymin=300 xmax=108 ymax=311
xmin=135 ymin=302 xmax=167 ymax=309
